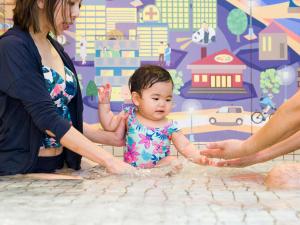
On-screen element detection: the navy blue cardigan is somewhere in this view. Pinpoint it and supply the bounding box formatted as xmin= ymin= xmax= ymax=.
xmin=0 ymin=26 xmax=83 ymax=175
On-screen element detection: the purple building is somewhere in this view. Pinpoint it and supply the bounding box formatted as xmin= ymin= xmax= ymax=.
xmin=259 ymin=22 xmax=288 ymax=61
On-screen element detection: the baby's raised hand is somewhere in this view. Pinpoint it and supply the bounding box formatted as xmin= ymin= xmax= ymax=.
xmin=98 ymin=83 xmax=111 ymax=104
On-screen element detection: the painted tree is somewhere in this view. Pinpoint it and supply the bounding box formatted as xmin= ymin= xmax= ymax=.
xmin=86 ymin=80 xmax=98 ymax=101
xmin=227 ymin=9 xmax=248 ymax=42
xmin=260 ymin=68 xmax=281 ymax=95
xmin=169 ymin=70 xmax=184 ymax=95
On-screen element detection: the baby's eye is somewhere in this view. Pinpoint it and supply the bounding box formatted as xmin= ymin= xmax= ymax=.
xmin=166 ymin=99 xmax=172 ymax=102
xmin=152 ymin=98 xmax=159 ymax=101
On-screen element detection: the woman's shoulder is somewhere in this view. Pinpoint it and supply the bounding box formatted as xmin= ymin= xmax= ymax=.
xmin=0 ymin=27 xmax=29 ymax=45
xmin=0 ymin=28 xmax=35 ymax=58
xmin=0 ymin=34 xmax=26 ymax=50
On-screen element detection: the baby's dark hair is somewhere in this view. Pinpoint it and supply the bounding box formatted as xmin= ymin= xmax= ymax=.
xmin=129 ymin=65 xmax=174 ymax=94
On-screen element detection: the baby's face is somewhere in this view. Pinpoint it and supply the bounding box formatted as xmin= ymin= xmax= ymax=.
xmin=137 ymin=81 xmax=173 ymax=121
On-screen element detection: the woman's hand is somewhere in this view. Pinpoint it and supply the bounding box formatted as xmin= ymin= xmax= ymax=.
xmin=105 ymin=157 xmax=136 ymax=175
xmin=212 ymin=154 xmax=260 ymax=168
xmin=200 ymin=139 xmax=246 ymax=159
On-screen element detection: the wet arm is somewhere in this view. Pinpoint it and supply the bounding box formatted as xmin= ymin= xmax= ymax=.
xmin=98 ymin=85 xmax=124 ymax=131
xmin=98 ymin=102 xmax=123 ymax=131
xmin=216 ymin=129 xmax=300 ymax=168
xmin=254 ymin=129 xmax=300 ymax=163
xmin=243 ymin=91 xmax=300 ymax=155
xmin=172 ymin=131 xmax=209 ymax=165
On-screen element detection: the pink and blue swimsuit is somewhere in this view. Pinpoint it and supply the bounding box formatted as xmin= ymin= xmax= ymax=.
xmin=42 ymin=65 xmax=77 ymax=148
xmin=123 ymin=106 xmax=180 ymax=168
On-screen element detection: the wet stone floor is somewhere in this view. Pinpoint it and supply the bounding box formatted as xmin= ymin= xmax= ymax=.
xmin=0 ymin=159 xmax=300 ymax=225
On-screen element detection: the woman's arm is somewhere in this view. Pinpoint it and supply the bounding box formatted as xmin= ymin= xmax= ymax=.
xmin=60 ymin=126 xmax=133 ymax=174
xmin=201 ymin=91 xmax=300 ymax=159
xmin=243 ymin=91 xmax=300 ymax=154
xmin=215 ymin=129 xmax=300 ymax=168
xmin=172 ymin=131 xmax=210 ymax=165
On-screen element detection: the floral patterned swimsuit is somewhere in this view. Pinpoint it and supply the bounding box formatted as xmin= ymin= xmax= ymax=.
xmin=124 ymin=106 xmax=180 ymax=168
xmin=41 ymin=65 xmax=77 ymax=148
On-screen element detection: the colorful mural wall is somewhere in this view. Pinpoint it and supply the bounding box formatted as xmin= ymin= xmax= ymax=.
xmin=1 ymin=0 xmax=300 ymax=142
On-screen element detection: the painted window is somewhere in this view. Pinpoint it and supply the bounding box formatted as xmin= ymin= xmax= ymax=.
xmin=122 ymin=70 xmax=135 ymax=76
xmin=202 ymin=75 xmax=208 ymax=82
xmin=262 ymin=36 xmax=267 ymax=52
xmin=268 ymin=36 xmax=272 ymax=52
xmin=122 ymin=51 xmax=135 ymax=58
xmin=235 ymin=75 xmax=241 ymax=82
xmin=101 ymin=70 xmax=114 ymax=76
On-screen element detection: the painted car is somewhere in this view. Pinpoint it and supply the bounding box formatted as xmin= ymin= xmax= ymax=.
xmin=209 ymin=106 xmax=244 ymax=125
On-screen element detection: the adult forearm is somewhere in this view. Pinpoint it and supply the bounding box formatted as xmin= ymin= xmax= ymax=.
xmin=61 ymin=126 xmax=115 ymax=167
xmin=256 ymin=130 xmax=300 ymax=163
xmin=243 ymin=91 xmax=300 ymax=155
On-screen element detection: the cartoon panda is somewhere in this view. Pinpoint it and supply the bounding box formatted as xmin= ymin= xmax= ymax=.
xmin=192 ymin=26 xmax=216 ymax=45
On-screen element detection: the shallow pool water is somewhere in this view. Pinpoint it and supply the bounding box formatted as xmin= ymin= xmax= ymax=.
xmin=0 ymin=159 xmax=299 ymax=225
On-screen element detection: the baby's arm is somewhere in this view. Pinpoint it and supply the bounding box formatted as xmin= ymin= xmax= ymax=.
xmin=98 ymin=83 xmax=126 ymax=131
xmin=172 ymin=131 xmax=210 ymax=165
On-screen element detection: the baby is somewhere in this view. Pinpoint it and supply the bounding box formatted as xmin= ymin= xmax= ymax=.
xmin=98 ymin=65 xmax=209 ymax=169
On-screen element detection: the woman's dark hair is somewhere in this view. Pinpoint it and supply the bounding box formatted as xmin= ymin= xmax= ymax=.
xmin=129 ymin=65 xmax=174 ymax=95
xmin=13 ymin=0 xmax=68 ymax=34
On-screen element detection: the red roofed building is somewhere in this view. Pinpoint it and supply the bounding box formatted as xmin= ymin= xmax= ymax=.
xmin=259 ymin=22 xmax=288 ymax=61
xmin=186 ymin=48 xmax=247 ymax=94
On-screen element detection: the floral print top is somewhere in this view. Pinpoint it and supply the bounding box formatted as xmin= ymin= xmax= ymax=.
xmin=124 ymin=106 xmax=180 ymax=168
xmin=41 ymin=65 xmax=77 ymax=148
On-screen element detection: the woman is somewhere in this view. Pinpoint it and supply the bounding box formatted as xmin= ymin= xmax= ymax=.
xmin=201 ymin=91 xmax=300 ymax=188
xmin=0 ymin=0 xmax=134 ymax=176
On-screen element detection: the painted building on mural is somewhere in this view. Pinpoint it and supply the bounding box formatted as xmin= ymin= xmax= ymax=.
xmin=155 ymin=0 xmax=217 ymax=31
xmin=155 ymin=0 xmax=190 ymax=30
xmin=75 ymin=0 xmax=106 ymax=61
xmin=187 ymin=49 xmax=246 ymax=94
xmin=192 ymin=0 xmax=217 ymax=30
xmin=94 ymin=39 xmax=140 ymax=88
xmin=137 ymin=5 xmax=168 ymax=60
xmin=259 ymin=22 xmax=288 ymax=61
xmin=106 ymin=7 xmax=137 ymax=32
xmin=0 ymin=0 xmax=14 ymax=35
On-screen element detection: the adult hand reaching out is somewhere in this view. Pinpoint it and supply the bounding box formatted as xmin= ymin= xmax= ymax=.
xmin=212 ymin=154 xmax=261 ymax=168
xmin=200 ymin=139 xmax=247 ymax=160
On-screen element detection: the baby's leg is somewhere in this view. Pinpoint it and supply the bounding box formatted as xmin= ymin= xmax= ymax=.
xmin=156 ymin=156 xmax=183 ymax=175
xmin=265 ymin=163 xmax=300 ymax=189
